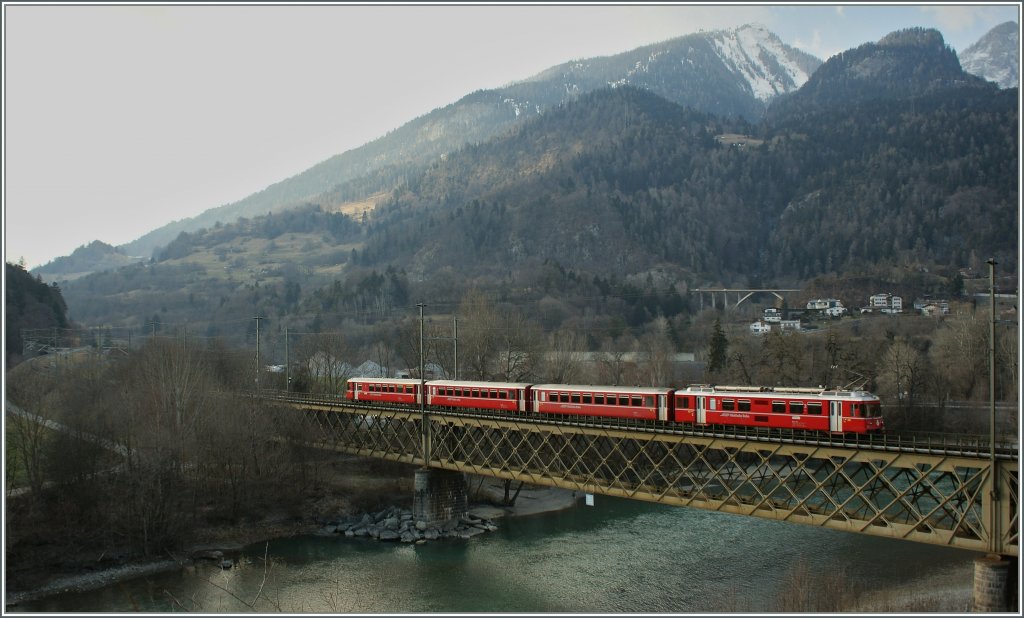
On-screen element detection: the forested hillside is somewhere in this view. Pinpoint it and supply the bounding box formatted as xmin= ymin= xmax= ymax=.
xmin=117 ymin=24 xmax=819 ymax=260
xmin=358 ymin=82 xmax=1017 ymax=283
xmin=50 ymin=27 xmax=1018 ymax=351
xmin=5 ymin=262 xmax=71 ymax=364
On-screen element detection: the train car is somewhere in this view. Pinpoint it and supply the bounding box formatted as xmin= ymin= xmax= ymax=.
xmin=426 ymin=380 xmax=533 ymax=412
xmin=345 ymin=377 xmax=423 ymax=406
xmin=532 ymin=384 xmax=673 ymax=421
xmin=672 ymin=385 xmax=884 ymax=433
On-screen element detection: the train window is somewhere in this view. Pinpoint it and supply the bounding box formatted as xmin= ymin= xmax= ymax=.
xmin=790 ymin=401 xmax=804 ymax=414
xmin=807 ymin=402 xmax=823 ymax=415
xmin=499 ymin=391 xmax=508 ymax=399
xmin=490 ymin=390 xmax=498 ymax=398
xmin=851 ymin=404 xmax=861 ymax=417
xmin=582 ymin=394 xmax=592 ymax=404
xmin=632 ymin=396 xmax=642 ymax=407
xmin=738 ymin=400 xmax=751 ymax=412
xmin=865 ymin=403 xmax=880 ymax=417
xmin=539 ymin=392 xmax=547 ymax=402
xmin=772 ymin=401 xmax=786 ymax=414
xmin=595 ymin=395 xmax=605 ymax=405
xmin=619 ymin=396 xmax=630 ymax=406
xmin=676 ymin=396 xmax=689 ymax=408
xmin=473 ymin=389 xmax=480 ymax=398
xmin=722 ymin=399 xmax=735 ymax=411
xmin=571 ymin=394 xmax=581 ymax=404
xmin=644 ymin=396 xmax=654 ymax=407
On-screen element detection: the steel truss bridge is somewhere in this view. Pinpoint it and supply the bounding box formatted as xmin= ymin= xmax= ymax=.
xmin=267 ymin=392 xmax=1018 ymax=556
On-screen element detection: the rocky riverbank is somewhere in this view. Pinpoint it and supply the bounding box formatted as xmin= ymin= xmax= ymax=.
xmin=4 ymin=481 xmax=579 ymax=609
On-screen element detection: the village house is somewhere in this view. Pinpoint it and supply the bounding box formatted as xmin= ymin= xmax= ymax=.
xmin=806 ymin=298 xmax=847 ymax=318
xmin=866 ymin=293 xmax=903 ymax=314
xmin=913 ymin=298 xmax=950 ymax=316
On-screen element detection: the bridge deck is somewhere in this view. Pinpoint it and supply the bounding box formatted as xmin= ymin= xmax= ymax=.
xmin=272 ymin=393 xmax=1018 ymax=556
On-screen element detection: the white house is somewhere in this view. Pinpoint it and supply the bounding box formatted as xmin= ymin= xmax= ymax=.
xmin=869 ymin=293 xmax=903 ymax=314
xmin=779 ymin=319 xmax=802 ymax=331
xmin=749 ymin=320 xmax=772 ymax=335
xmin=807 ymin=298 xmax=847 ymax=318
xmin=763 ymin=308 xmax=782 ymax=323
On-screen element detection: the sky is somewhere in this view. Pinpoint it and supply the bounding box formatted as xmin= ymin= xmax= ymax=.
xmin=3 ymin=3 xmax=1020 ymax=269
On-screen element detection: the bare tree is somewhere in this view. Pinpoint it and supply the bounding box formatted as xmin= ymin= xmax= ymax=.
xmin=759 ymin=330 xmax=803 ymax=386
xmin=495 ymin=307 xmax=541 ymax=382
xmin=930 ymin=310 xmax=988 ymax=400
xmin=297 ymin=332 xmax=352 ymax=392
xmin=640 ymin=318 xmax=674 ymax=386
xmin=458 ymin=290 xmax=501 ymax=380
xmin=5 ymin=365 xmax=56 ymax=496
xmin=877 ymin=338 xmax=930 ymax=413
xmin=597 ymin=335 xmax=635 ymax=385
xmin=724 ymin=335 xmax=761 ymax=385
xmin=543 ymin=328 xmax=587 ymax=383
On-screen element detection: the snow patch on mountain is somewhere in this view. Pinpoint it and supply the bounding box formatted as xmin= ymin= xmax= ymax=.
xmin=710 ymin=24 xmax=813 ymax=100
xmin=960 ymin=21 xmax=1019 ymax=89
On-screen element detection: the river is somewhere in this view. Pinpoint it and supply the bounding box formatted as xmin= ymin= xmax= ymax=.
xmin=17 ymin=496 xmax=976 ymax=613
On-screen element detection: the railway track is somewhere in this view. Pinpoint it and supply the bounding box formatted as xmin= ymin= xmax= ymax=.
xmin=263 ymin=390 xmax=1019 ymax=460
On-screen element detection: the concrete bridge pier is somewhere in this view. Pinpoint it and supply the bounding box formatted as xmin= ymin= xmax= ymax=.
xmin=972 ymin=554 xmax=1017 ymax=612
xmin=413 ymin=468 xmax=468 ymax=526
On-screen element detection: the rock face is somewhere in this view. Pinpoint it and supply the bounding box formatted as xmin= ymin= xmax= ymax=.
xmin=317 ymin=506 xmax=498 ymax=544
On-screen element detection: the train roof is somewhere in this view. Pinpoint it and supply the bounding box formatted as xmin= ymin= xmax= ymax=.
xmin=682 ymin=384 xmax=878 ymax=399
xmin=347 ymin=377 xmax=423 ymax=384
xmin=427 ymin=380 xmax=533 ymax=389
xmin=531 ymin=384 xmax=674 ymax=395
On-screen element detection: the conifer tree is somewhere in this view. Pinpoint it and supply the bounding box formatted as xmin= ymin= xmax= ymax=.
xmin=707 ymin=318 xmax=729 ymax=377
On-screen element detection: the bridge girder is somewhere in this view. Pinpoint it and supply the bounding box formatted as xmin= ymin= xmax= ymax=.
xmin=278 ymin=398 xmax=1018 ymax=556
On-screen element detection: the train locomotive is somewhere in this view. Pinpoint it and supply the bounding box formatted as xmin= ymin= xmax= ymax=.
xmin=345 ymin=378 xmax=884 ymax=434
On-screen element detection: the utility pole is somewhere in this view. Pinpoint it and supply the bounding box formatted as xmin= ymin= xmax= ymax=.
xmin=254 ymin=316 xmax=264 ymax=391
xmin=284 ymin=326 xmax=290 ymax=392
xmin=987 ymin=258 xmax=997 ymax=463
xmin=453 ymin=316 xmax=458 ymax=380
xmin=418 ymin=303 xmax=429 ymax=464
xmin=986 ymin=258 xmax=1000 ymax=555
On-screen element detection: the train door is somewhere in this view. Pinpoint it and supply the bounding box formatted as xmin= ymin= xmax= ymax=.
xmin=657 ymin=394 xmax=668 ymax=422
xmin=696 ymin=396 xmax=707 ymax=425
xmin=829 ymin=400 xmax=842 ymax=432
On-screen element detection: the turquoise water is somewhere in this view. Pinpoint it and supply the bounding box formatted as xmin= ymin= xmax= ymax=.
xmin=16 ymin=497 xmax=976 ymax=613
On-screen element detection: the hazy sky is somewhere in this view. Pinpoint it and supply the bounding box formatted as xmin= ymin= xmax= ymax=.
xmin=3 ymin=3 xmax=1020 ymax=269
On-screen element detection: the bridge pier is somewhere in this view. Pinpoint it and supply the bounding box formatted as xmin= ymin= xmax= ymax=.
xmin=972 ymin=554 xmax=1017 ymax=612
xmin=413 ymin=468 xmax=468 ymax=527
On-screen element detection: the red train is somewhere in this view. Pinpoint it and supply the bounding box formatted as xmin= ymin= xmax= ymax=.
xmin=345 ymin=378 xmax=884 ymax=434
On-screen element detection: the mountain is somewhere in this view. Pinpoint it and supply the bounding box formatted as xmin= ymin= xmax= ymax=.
xmin=33 ymin=240 xmax=144 ymax=283
xmin=55 ymin=74 xmax=1017 ymax=332
xmin=116 ymin=24 xmax=820 ymax=261
xmin=47 ymin=25 xmax=1018 ymax=337
xmin=5 ymin=262 xmax=70 ymax=365
xmin=959 ymin=21 xmax=1019 ymax=89
xmin=766 ymin=27 xmax=992 ymax=122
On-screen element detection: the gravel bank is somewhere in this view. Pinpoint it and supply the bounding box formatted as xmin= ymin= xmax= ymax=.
xmin=4 ymin=482 xmax=579 ymax=609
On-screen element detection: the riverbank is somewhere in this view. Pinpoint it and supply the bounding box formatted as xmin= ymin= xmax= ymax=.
xmin=4 ymin=469 xmax=579 ymax=609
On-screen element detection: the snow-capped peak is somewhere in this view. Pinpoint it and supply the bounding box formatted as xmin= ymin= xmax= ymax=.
xmin=708 ymin=23 xmax=817 ymax=101
xmin=959 ymin=21 xmax=1019 ymax=89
